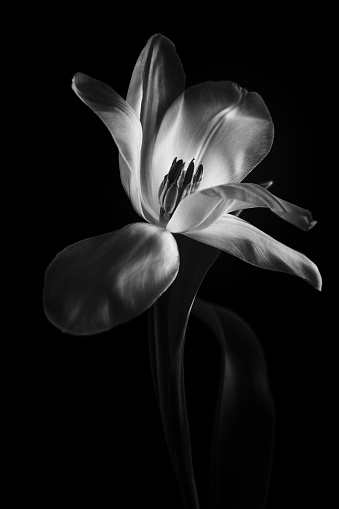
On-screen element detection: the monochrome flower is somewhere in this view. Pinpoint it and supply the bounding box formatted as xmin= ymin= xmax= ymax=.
xmin=44 ymin=34 xmax=321 ymax=335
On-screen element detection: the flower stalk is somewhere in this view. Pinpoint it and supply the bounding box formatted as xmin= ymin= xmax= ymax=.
xmin=148 ymin=234 xmax=220 ymax=508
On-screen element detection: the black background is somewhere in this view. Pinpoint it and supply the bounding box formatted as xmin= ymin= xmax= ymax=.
xmin=35 ymin=18 xmax=330 ymax=508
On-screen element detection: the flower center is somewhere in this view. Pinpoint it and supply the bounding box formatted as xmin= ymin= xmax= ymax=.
xmin=158 ymin=157 xmax=204 ymax=224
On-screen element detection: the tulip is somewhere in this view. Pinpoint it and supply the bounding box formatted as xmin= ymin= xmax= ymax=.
xmin=43 ymin=34 xmax=321 ymax=508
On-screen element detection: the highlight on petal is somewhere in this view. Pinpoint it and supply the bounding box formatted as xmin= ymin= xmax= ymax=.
xmin=166 ymin=180 xmax=284 ymax=234
xmin=126 ymin=34 xmax=185 ymax=128
xmin=167 ymin=190 xmax=228 ymax=233
xmin=231 ymin=180 xmax=274 ymax=217
xmin=151 ymin=80 xmax=273 ymax=209
xmin=130 ymin=34 xmax=185 ymax=219
xmin=185 ymin=214 xmax=322 ymax=290
xmin=43 ymin=223 xmax=180 ymax=335
xmin=125 ymin=34 xmax=155 ymax=118
xmin=202 ymin=183 xmax=317 ymax=230
xmin=72 ymin=73 xmax=144 ymax=218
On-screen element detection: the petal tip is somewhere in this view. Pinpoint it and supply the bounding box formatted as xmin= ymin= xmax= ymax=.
xmin=72 ymin=72 xmax=84 ymax=85
xmin=315 ymin=273 xmax=322 ymax=291
xmin=260 ymin=180 xmax=274 ymax=190
xmin=305 ymin=259 xmax=322 ymax=291
xmin=71 ymin=72 xmax=89 ymax=94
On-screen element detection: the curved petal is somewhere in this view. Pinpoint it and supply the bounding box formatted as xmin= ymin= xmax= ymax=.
xmin=125 ymin=35 xmax=154 ymax=118
xmin=151 ymin=81 xmax=273 ymax=209
xmin=128 ymin=34 xmax=185 ymax=217
xmin=184 ymin=214 xmax=322 ymax=290
xmin=43 ymin=223 xmax=180 ymax=335
xmin=72 ymin=73 xmax=144 ymax=218
xmin=231 ymin=180 xmax=274 ymax=216
xmin=166 ymin=180 xmax=284 ymax=234
xmin=167 ymin=190 xmax=228 ymax=233
xmin=202 ymin=183 xmax=317 ymax=230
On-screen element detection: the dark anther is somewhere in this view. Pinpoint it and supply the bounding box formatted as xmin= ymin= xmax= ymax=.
xmin=183 ymin=159 xmax=195 ymax=186
xmin=192 ymin=164 xmax=203 ymax=185
xmin=168 ymin=158 xmax=185 ymax=183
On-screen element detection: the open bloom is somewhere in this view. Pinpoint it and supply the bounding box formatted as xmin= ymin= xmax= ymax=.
xmin=44 ymin=34 xmax=321 ymax=335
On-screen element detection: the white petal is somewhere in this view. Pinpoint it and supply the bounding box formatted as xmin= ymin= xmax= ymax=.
xmin=203 ymin=183 xmax=317 ymax=230
xmin=125 ymin=34 xmax=155 ymax=118
xmin=185 ymin=214 xmax=321 ymax=290
xmin=43 ymin=223 xmax=180 ymax=335
xmin=125 ymin=35 xmax=185 ymax=218
xmin=167 ymin=191 xmax=228 ymax=233
xmin=151 ymin=81 xmax=273 ymax=210
xmin=167 ymin=180 xmax=280 ymax=233
xmin=72 ymin=73 xmax=145 ymax=218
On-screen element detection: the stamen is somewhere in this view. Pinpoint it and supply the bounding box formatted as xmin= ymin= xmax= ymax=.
xmin=158 ymin=174 xmax=168 ymax=201
xmin=168 ymin=158 xmax=185 ymax=183
xmin=177 ymin=169 xmax=186 ymax=188
xmin=158 ymin=156 xmax=204 ymax=224
xmin=180 ymin=184 xmax=192 ymax=201
xmin=183 ymin=159 xmax=195 ymax=186
xmin=163 ymin=182 xmax=179 ymax=214
xmin=159 ymin=207 xmax=171 ymax=223
xmin=191 ymin=164 xmax=204 ymax=192
xmin=168 ymin=157 xmax=177 ymax=174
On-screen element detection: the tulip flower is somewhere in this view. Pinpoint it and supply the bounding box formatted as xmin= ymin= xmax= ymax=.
xmin=43 ymin=34 xmax=321 ymax=508
xmin=44 ymin=34 xmax=320 ymax=336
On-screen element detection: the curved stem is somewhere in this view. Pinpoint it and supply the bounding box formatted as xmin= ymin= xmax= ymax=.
xmin=148 ymin=234 xmax=220 ymax=509
xmin=192 ymin=298 xmax=275 ymax=509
